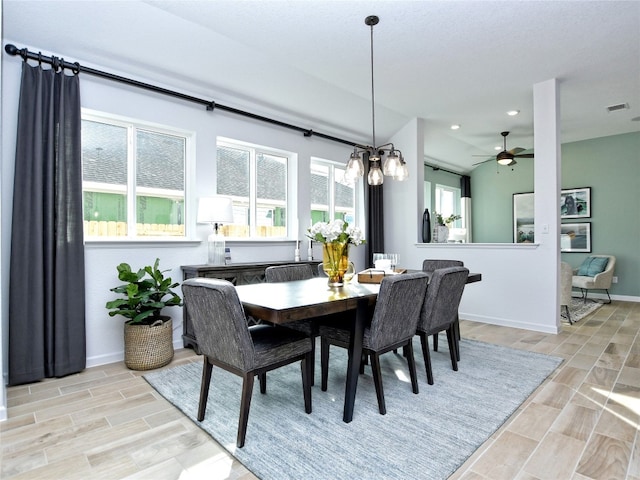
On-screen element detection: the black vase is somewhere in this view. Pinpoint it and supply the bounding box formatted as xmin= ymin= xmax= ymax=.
xmin=422 ymin=209 xmax=432 ymax=243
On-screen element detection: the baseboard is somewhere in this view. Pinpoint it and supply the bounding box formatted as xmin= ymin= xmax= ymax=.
xmin=461 ymin=313 xmax=560 ymax=334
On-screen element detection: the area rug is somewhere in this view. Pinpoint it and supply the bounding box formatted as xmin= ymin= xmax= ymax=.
xmin=144 ymin=337 xmax=563 ymax=480
xmin=565 ymin=297 xmax=604 ymax=323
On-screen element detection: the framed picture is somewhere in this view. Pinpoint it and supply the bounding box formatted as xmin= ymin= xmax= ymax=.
xmin=560 ymin=222 xmax=591 ymax=252
xmin=561 ymin=187 xmax=591 ymax=218
xmin=513 ymin=192 xmax=535 ymax=243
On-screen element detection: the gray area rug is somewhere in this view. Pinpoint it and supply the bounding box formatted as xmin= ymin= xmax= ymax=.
xmin=566 ymin=297 xmax=603 ymax=323
xmin=144 ymin=337 xmax=563 ymax=480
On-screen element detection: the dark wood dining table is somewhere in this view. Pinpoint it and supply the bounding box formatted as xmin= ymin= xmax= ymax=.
xmin=235 ymin=272 xmax=482 ymax=423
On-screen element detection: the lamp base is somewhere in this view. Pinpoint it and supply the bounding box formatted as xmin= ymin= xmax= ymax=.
xmin=208 ymin=233 xmax=226 ymax=265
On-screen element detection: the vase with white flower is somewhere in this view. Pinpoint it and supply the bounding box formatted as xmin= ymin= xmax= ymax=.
xmin=307 ymin=219 xmax=365 ymax=287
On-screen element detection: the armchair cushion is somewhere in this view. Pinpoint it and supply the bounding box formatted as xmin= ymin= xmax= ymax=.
xmin=577 ymin=256 xmax=610 ymax=277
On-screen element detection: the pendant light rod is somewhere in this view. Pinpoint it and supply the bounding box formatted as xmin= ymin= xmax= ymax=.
xmin=366 ymin=15 xmax=379 ymax=152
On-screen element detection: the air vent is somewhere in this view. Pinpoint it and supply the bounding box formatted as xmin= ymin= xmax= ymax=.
xmin=606 ymin=103 xmax=629 ymax=113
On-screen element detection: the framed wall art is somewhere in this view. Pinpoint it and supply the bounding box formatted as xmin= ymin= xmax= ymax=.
xmin=513 ymin=192 xmax=535 ymax=243
xmin=561 ymin=187 xmax=591 ymax=218
xmin=560 ymin=222 xmax=591 ymax=252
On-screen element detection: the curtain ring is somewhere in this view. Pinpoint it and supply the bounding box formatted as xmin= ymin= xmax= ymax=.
xmin=37 ymin=52 xmax=42 ymax=65
xmin=73 ymin=62 xmax=80 ymax=75
xmin=60 ymin=57 xmax=65 ymax=71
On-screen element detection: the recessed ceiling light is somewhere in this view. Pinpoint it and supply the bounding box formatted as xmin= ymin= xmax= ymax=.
xmin=494 ymin=146 xmax=502 ymax=151
xmin=507 ymin=110 xmax=520 ymax=116
xmin=450 ymin=124 xmax=460 ymax=130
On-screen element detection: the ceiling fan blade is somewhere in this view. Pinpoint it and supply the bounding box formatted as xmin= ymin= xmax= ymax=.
xmin=472 ymin=158 xmax=494 ymax=166
xmin=514 ymin=153 xmax=534 ymax=158
xmin=508 ymin=147 xmax=525 ymax=155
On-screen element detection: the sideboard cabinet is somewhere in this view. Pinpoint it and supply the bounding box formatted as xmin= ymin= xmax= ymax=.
xmin=180 ymin=261 xmax=319 ymax=352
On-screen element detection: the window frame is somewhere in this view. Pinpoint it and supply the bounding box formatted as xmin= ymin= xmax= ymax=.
xmin=216 ymin=137 xmax=297 ymax=241
xmin=81 ymin=109 xmax=195 ymax=242
xmin=310 ymin=157 xmax=359 ymax=227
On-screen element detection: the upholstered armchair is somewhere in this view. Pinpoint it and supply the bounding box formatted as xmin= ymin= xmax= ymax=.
xmin=560 ymin=261 xmax=574 ymax=324
xmin=572 ymin=255 xmax=616 ymax=304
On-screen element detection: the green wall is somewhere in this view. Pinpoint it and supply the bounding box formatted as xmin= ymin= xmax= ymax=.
xmin=471 ymin=131 xmax=640 ymax=297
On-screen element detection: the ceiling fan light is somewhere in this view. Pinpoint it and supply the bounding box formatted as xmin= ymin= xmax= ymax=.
xmin=496 ymin=151 xmax=514 ymax=165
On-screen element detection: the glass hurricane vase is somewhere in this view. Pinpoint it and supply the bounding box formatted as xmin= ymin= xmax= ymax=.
xmin=322 ymin=241 xmax=350 ymax=287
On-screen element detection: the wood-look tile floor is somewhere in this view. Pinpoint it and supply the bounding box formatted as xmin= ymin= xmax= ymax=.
xmin=2 ymin=300 xmax=639 ymax=479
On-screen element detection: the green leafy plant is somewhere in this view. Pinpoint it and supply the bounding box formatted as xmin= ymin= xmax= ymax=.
xmin=435 ymin=212 xmax=462 ymax=226
xmin=106 ymin=258 xmax=182 ymax=325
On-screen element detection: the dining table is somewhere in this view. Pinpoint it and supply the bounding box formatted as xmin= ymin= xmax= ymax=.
xmin=234 ymin=271 xmax=482 ymax=423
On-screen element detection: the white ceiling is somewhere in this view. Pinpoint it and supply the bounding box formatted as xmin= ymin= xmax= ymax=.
xmin=3 ymin=0 xmax=639 ymax=172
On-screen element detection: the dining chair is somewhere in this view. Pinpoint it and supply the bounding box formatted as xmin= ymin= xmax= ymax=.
xmin=417 ymin=266 xmax=469 ymax=385
xmin=319 ymin=272 xmax=429 ymax=415
xmin=181 ymin=277 xmax=313 ymax=448
xmin=421 ymin=259 xmax=464 ymax=356
xmin=265 ymin=264 xmax=319 ymax=384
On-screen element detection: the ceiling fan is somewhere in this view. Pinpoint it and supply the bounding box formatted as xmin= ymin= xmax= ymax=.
xmin=473 ymin=131 xmax=534 ymax=167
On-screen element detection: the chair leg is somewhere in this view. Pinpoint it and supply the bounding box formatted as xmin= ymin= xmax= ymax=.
xmin=433 ymin=333 xmax=438 ymax=352
xmin=237 ymin=373 xmax=255 ymax=448
xmin=309 ymin=338 xmax=316 ymax=386
xmin=301 ymin=354 xmax=312 ymax=414
xmin=454 ymin=316 xmax=461 ymax=361
xmin=370 ymin=352 xmax=386 ymax=415
xmin=197 ymin=357 xmax=213 ymax=421
xmin=419 ymin=333 xmax=434 ymax=385
xmin=259 ymin=372 xmax=267 ymax=394
xmin=320 ymin=338 xmax=330 ymax=391
xmin=405 ymin=341 xmax=419 ymax=394
xmin=563 ymin=305 xmax=573 ymax=324
xmin=604 ymin=289 xmax=612 ymax=304
xmin=446 ymin=327 xmax=458 ymax=372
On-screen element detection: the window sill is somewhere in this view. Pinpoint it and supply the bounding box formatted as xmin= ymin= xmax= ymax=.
xmin=85 ymin=238 xmax=201 ymax=247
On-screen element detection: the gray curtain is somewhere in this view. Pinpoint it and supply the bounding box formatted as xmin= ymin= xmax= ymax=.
xmin=364 ymin=152 xmax=384 ymax=267
xmin=9 ymin=61 xmax=86 ymax=385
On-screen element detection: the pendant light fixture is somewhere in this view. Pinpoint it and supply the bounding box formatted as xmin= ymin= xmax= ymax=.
xmin=345 ymin=15 xmax=408 ymax=186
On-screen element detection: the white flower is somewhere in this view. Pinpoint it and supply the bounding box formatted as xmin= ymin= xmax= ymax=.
xmin=306 ymin=220 xmax=365 ymax=246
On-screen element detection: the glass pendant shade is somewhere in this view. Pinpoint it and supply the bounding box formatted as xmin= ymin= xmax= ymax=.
xmin=382 ymin=151 xmax=400 ymax=176
xmin=345 ymin=151 xmax=364 ymax=179
xmin=394 ymin=161 xmax=409 ymax=181
xmin=368 ymin=164 xmax=384 ymax=185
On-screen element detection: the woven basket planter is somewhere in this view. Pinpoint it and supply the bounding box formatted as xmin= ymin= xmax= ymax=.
xmin=124 ymin=317 xmax=174 ymax=370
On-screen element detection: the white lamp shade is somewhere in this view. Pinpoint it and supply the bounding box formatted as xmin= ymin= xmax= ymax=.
xmin=197 ymin=196 xmax=234 ymax=224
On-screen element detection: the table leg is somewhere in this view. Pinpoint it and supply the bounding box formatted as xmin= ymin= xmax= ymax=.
xmin=343 ymin=298 xmax=367 ymax=423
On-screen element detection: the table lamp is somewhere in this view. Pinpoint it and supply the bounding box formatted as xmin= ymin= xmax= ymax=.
xmin=197 ymin=196 xmax=234 ymax=265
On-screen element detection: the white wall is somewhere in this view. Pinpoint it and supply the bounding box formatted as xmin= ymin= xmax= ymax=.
xmin=384 ymin=80 xmax=562 ymax=334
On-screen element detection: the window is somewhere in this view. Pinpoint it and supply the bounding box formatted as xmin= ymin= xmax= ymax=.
xmin=81 ymin=112 xmax=190 ymax=239
xmin=216 ymin=138 xmax=292 ymax=239
xmin=435 ymin=184 xmax=462 ymax=227
xmin=310 ymin=158 xmax=356 ymax=225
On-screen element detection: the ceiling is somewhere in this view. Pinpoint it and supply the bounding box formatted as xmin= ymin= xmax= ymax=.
xmin=3 ymin=0 xmax=639 ymax=173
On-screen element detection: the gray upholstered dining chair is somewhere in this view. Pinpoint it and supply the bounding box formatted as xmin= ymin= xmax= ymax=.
xmin=417 ymin=266 xmax=469 ymax=385
xmin=181 ymin=277 xmax=313 ymax=448
xmin=265 ymin=264 xmax=319 ymax=384
xmin=319 ymin=272 xmax=429 ymax=415
xmin=422 ymin=259 xmax=464 ymax=355
xmin=265 ymin=263 xmax=314 ymax=283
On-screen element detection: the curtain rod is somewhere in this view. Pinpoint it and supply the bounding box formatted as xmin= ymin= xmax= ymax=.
xmin=424 ymin=162 xmax=466 ymax=177
xmin=4 ymin=43 xmax=360 ymax=149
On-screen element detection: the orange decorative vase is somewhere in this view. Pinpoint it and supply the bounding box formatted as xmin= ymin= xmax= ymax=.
xmin=322 ymin=241 xmax=350 ymax=287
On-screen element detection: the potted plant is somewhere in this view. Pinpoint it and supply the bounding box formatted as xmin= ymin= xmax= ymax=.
xmin=106 ymin=258 xmax=182 ymax=370
xmin=433 ymin=212 xmax=462 ymax=243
